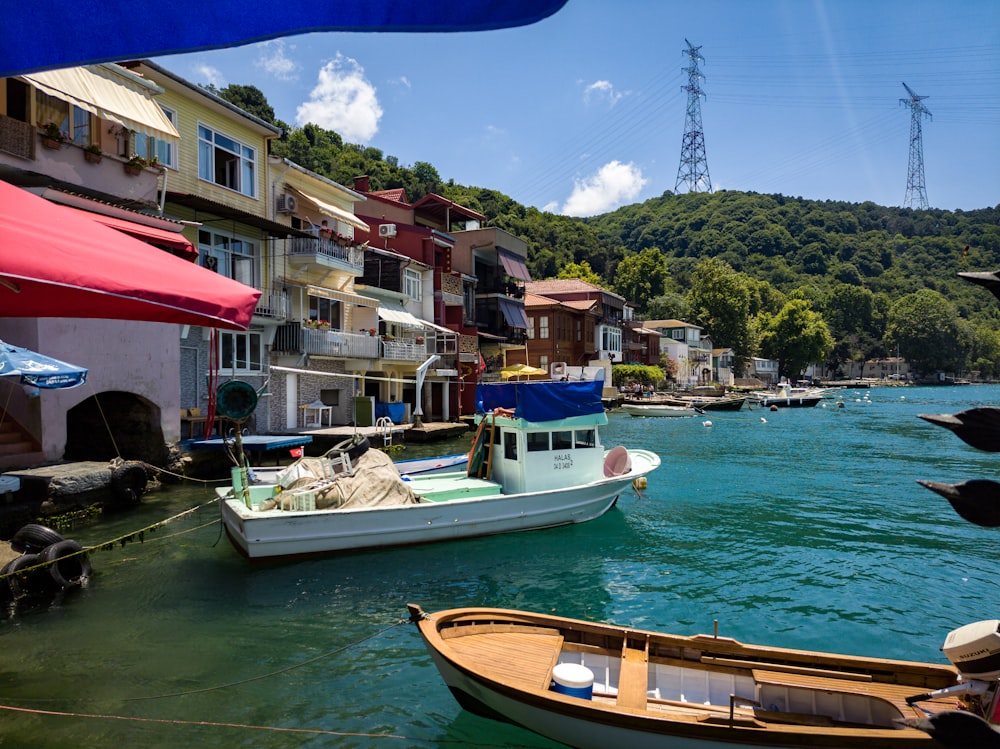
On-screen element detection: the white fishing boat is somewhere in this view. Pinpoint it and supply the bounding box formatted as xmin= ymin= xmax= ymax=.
xmin=409 ymin=604 xmax=1000 ymax=749
xmin=751 ymin=383 xmax=827 ymax=408
xmin=620 ymin=402 xmax=695 ymax=418
xmin=217 ymin=379 xmax=660 ymax=560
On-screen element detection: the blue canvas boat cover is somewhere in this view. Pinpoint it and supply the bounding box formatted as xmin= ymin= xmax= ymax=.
xmin=476 ymin=380 xmax=605 ymax=423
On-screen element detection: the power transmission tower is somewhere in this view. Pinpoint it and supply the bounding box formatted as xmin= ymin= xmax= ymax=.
xmin=899 ymin=82 xmax=931 ymax=210
xmin=675 ymin=39 xmax=712 ymax=193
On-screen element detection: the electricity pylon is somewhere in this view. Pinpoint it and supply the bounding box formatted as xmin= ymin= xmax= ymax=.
xmin=900 ymin=82 xmax=931 ymax=210
xmin=675 ymin=39 xmax=712 ymax=193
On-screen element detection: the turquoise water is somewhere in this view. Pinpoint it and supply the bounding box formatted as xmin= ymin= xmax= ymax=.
xmin=1 ymin=386 xmax=997 ymax=748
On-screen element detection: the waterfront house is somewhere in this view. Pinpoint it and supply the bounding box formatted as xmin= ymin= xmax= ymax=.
xmin=0 ymin=63 xmax=197 ymax=466
xmin=524 ymin=279 xmax=625 ymax=365
xmin=644 ymin=319 xmax=713 ymax=386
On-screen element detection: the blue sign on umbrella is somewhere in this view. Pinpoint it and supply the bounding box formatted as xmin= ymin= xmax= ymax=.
xmin=0 ymin=341 xmax=87 ymax=389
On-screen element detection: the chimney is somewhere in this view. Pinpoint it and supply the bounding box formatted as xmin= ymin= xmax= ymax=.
xmin=353 ymin=175 xmax=370 ymax=193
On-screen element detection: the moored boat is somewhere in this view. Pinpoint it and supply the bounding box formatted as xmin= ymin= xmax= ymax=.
xmin=620 ymin=402 xmax=695 ymax=418
xmin=217 ymin=378 xmax=660 ymax=560
xmin=408 ymin=604 xmax=1000 ymax=749
xmin=751 ymin=383 xmax=825 ymax=408
xmin=394 ymin=452 xmax=467 ymax=476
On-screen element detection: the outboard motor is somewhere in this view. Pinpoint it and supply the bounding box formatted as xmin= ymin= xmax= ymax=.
xmin=908 ymin=620 xmax=1000 ymax=724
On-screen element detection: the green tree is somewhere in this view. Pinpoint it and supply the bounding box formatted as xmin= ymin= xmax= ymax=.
xmin=885 ymin=289 xmax=967 ymax=375
xmin=612 ymin=247 xmax=669 ymax=315
xmin=758 ymin=299 xmax=834 ymax=380
xmin=217 ymin=84 xmax=277 ymax=125
xmin=557 ymin=260 xmax=602 ymax=285
xmin=686 ymin=258 xmax=755 ymax=376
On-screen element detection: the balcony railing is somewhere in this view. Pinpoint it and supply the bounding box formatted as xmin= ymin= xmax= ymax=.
xmin=304 ymin=328 xmax=379 ymax=358
xmin=382 ymin=339 xmax=427 ymax=361
xmin=0 ymin=115 xmax=34 ymax=160
xmin=255 ymin=287 xmax=289 ymax=319
xmin=287 ymin=236 xmax=364 ymax=273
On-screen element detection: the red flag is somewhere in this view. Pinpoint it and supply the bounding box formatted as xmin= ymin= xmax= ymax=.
xmin=289 ymin=447 xmax=304 ymax=458
xmin=478 ymin=353 xmax=486 ymax=374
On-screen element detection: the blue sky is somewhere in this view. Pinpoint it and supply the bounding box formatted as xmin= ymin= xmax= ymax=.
xmin=157 ymin=0 xmax=999 ymax=216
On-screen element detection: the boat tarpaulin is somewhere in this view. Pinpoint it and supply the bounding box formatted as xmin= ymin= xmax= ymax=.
xmin=477 ymin=380 xmax=605 ymax=422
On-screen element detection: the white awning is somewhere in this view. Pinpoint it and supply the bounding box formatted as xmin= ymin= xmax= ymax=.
xmin=377 ymin=303 xmax=425 ymax=327
xmin=23 ymin=65 xmax=179 ymax=145
xmin=306 ymin=286 xmax=380 ymax=307
xmin=421 ymin=320 xmax=458 ymax=336
xmin=287 ymin=186 xmax=369 ymax=232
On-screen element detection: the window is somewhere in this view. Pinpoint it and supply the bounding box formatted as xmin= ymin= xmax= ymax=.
xmin=308 ymin=295 xmax=342 ymax=329
xmin=552 ymin=431 xmax=572 ymax=451
xmin=462 ymin=281 xmax=476 ymax=322
xmin=574 ymin=429 xmax=596 ymax=448
xmin=504 ymin=431 xmax=518 ymax=460
xmin=218 ymin=330 xmax=263 ymax=373
xmin=403 ymin=268 xmax=422 ymax=301
xmin=538 ymin=315 xmax=549 ymax=339
xmin=672 ymin=329 xmax=685 ymax=340
xmin=527 ymin=432 xmax=549 ymax=452
xmin=198 ymin=124 xmax=256 ymax=197
xmin=538 ymin=355 xmax=549 ymax=369
xmin=35 ymin=92 xmax=92 ymax=146
xmin=132 ymin=106 xmax=177 ymax=168
xmin=199 ymin=229 xmax=257 ymax=287
xmin=576 ymin=319 xmax=582 ymax=342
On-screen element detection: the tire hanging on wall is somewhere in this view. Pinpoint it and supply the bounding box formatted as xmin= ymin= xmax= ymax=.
xmin=108 ymin=462 xmax=148 ymax=508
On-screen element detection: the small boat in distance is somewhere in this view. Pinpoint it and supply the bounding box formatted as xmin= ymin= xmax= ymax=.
xmin=408 ymin=604 xmax=1000 ymax=749
xmin=751 ymin=383 xmax=826 ymax=408
xmin=620 ymin=402 xmax=695 ymax=418
xmin=218 ymin=378 xmax=660 ymax=560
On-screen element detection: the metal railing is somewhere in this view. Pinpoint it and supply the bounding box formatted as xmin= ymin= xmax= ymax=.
xmin=287 ymin=236 xmax=364 ymax=272
xmin=304 ymin=328 xmax=379 ymax=358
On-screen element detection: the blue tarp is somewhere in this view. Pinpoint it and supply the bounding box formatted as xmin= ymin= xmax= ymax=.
xmin=0 ymin=341 xmax=87 ymax=389
xmin=0 ymin=1 xmax=569 ymax=77
xmin=476 ymin=380 xmax=604 ymax=423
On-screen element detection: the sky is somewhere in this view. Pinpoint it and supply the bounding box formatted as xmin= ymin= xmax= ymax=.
xmin=157 ymin=0 xmax=999 ymax=217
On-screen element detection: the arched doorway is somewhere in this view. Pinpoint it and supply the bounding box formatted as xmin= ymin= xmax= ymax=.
xmin=65 ymin=391 xmax=167 ymax=464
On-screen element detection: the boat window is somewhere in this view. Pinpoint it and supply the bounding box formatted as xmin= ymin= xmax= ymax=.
xmin=527 ymin=432 xmax=549 ymax=452
xmin=552 ymin=431 xmax=572 ymax=450
xmin=504 ymin=431 xmax=518 ymax=460
xmin=574 ymin=429 xmax=596 ymax=448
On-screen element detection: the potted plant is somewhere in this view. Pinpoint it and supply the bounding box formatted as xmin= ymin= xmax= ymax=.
xmin=368 ymin=328 xmax=377 ymax=336
xmin=83 ymin=144 xmax=102 ymax=164
xmin=124 ymin=154 xmax=148 ymax=176
xmin=415 ymin=336 xmax=424 ymax=344
xmin=40 ymin=122 xmax=65 ymax=149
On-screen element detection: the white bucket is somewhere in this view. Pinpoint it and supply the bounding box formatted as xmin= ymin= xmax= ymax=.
xmin=551 ymin=662 xmax=594 ymax=700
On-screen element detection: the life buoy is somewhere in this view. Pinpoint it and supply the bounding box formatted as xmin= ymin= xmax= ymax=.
xmin=108 ymin=462 xmax=148 ymax=508
xmin=9 ymin=523 xmax=64 ymax=554
xmin=41 ymin=539 xmax=91 ymax=589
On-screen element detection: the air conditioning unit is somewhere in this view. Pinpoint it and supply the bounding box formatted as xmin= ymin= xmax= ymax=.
xmin=378 ymin=223 xmax=397 ymax=238
xmin=276 ymin=193 xmax=297 ymax=213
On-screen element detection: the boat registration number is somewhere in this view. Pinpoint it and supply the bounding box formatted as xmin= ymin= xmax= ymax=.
xmin=553 ymin=453 xmax=574 ymax=470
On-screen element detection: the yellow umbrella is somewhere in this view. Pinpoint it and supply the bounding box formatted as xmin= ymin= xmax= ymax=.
xmin=500 ymin=363 xmax=549 ymax=380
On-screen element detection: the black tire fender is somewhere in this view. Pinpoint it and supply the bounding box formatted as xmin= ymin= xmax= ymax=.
xmin=109 ymin=462 xmax=148 ymax=507
xmin=1 ymin=552 xmax=46 ymax=597
xmin=10 ymin=523 xmax=64 ymax=554
xmin=41 ymin=539 xmax=91 ymax=589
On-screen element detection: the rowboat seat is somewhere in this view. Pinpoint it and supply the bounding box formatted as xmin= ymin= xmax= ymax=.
xmin=752 ymin=669 xmax=919 ymax=722
xmin=617 ymin=643 xmax=649 ymax=710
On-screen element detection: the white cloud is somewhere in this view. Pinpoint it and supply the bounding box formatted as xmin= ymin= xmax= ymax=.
xmin=194 ymin=64 xmax=225 ymax=89
xmin=295 ymin=54 xmax=383 ymax=143
xmin=583 ymin=80 xmax=624 ymax=107
xmin=560 ymin=161 xmax=648 ymax=217
xmin=256 ymin=40 xmax=299 ymax=81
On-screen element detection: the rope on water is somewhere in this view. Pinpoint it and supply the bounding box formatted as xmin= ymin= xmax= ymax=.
xmin=0 ymin=499 xmax=219 ymax=583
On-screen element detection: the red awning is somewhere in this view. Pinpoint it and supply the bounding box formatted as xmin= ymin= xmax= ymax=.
xmin=65 ymin=207 xmax=197 ymax=258
xmin=0 ymin=180 xmax=259 ymax=330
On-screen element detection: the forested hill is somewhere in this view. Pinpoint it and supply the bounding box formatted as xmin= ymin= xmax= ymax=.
xmin=218 ymin=83 xmax=1000 ymax=376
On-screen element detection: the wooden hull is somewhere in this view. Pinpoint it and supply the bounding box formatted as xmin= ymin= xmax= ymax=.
xmin=219 ymin=449 xmax=660 ymax=560
xmin=409 ymin=606 xmax=965 ymax=749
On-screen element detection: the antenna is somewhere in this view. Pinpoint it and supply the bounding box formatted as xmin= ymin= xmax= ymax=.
xmin=899 ymin=82 xmax=931 ymax=210
xmin=675 ymin=39 xmax=712 ymax=194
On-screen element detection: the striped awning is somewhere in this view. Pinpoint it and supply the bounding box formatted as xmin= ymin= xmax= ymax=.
xmin=498 ymin=248 xmax=531 ymax=281
xmin=23 ymin=65 xmax=179 ymax=145
xmin=306 ymin=286 xmax=379 ymax=307
xmin=287 ymin=186 xmax=369 ymax=232
xmin=377 ymin=303 xmax=424 ymax=327
xmin=498 ymin=297 xmax=529 ymax=329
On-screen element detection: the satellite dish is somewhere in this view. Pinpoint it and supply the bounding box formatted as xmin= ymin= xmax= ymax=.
xmin=217 ymin=380 xmax=258 ymax=422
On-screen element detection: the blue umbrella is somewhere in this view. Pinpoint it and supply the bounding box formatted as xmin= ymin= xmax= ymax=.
xmin=0 ymin=341 xmax=87 ymax=389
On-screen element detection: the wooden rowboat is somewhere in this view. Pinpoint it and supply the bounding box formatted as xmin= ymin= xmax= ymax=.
xmin=408 ymin=605 xmax=1000 ymax=749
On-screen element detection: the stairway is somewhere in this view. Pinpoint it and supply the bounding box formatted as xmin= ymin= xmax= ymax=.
xmin=0 ymin=417 xmax=45 ymax=471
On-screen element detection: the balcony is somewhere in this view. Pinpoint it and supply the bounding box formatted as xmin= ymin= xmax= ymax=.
xmin=255 ymin=286 xmax=289 ymax=319
xmin=287 ymin=236 xmax=364 ymax=274
xmin=304 ymin=328 xmax=379 ymax=358
xmin=382 ymin=339 xmax=427 ymax=361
